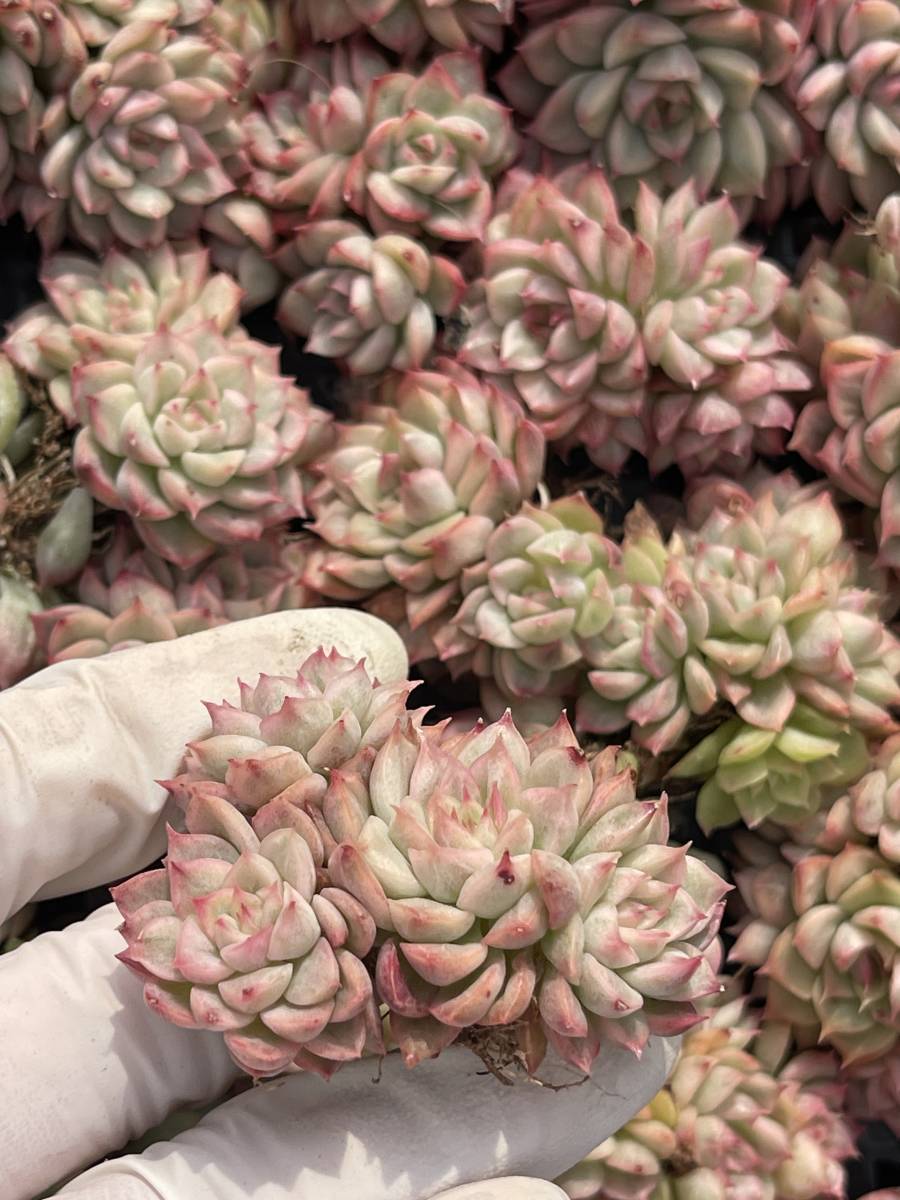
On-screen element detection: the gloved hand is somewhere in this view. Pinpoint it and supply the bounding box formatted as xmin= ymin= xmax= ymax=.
xmin=0 ymin=610 xmax=678 ymax=1200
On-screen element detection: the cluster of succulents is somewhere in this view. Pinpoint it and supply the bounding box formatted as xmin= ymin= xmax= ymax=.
xmin=1 ymin=0 xmax=900 ymax=1189
xmin=459 ymin=172 xmax=807 ymax=478
xmin=311 ymin=444 xmax=900 ymax=832
xmin=116 ymin=649 xmax=726 ymax=1077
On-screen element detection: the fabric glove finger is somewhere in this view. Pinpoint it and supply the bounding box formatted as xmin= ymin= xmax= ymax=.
xmin=0 ymin=609 xmax=406 ymax=923
xmin=55 ymin=1034 xmax=676 ymax=1200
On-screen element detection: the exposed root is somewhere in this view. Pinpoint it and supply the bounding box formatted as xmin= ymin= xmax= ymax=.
xmin=459 ymin=1023 xmax=589 ymax=1091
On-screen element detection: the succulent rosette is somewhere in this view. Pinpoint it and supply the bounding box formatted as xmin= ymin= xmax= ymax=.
xmin=575 ymin=535 xmax=722 ymax=757
xmin=113 ymin=792 xmax=383 ymax=1078
xmin=284 ymin=0 xmax=513 ymax=56
xmin=498 ymin=1 xmax=809 ymax=211
xmin=644 ymin=357 xmax=811 ymax=480
xmin=794 ymin=0 xmax=900 ymax=218
xmin=342 ymin=51 xmax=518 ymax=241
xmin=243 ymin=40 xmax=388 ymax=228
xmin=459 ymin=169 xmax=799 ymax=476
xmin=671 ymin=709 xmax=870 ymax=833
xmin=323 ymin=721 xmax=726 ymax=1071
xmin=164 ymin=649 xmax=420 ymax=817
xmin=69 ymin=323 xmax=332 ymax=567
xmin=556 ymin=995 xmax=854 ymax=1200
xmin=732 ymin=841 xmax=900 ymax=1066
xmin=0 ymin=0 xmax=87 ymax=207
xmin=780 ymin=194 xmax=900 ymax=367
xmin=784 ymin=196 xmax=900 ymax=568
xmin=33 ymin=525 xmax=318 ymax=664
xmin=792 ymin=336 xmax=900 ymax=571
xmin=21 ymin=20 xmax=248 ymax=253
xmin=307 ymin=360 xmax=544 ymax=659
xmin=660 ymin=481 xmax=900 ymax=828
xmin=4 ymin=243 xmax=243 ymax=420
xmin=277 ymin=220 xmax=465 ymax=374
xmin=135 ymin=650 xmax=423 ymax=1076
xmin=437 ymin=494 xmax=621 ymax=721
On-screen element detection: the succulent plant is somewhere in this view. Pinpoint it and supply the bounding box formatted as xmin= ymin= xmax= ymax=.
xmin=445 ymin=468 xmax=900 ymax=775
xmin=670 ymin=709 xmax=870 ymax=833
xmin=643 ymin=357 xmax=811 ymax=480
xmin=66 ymin=322 xmax=330 ymax=567
xmin=792 ymin=336 xmax=900 ymax=571
xmin=343 ymin=51 xmax=518 ymax=241
xmin=556 ymin=993 xmax=854 ymax=1200
xmin=1 ymin=246 xmax=302 ymax=576
xmin=237 ymin=45 xmax=514 ymax=312
xmin=0 ymin=0 xmax=87 ymax=208
xmin=33 ymin=524 xmax=318 ymax=663
xmin=459 ymin=169 xmax=799 ymax=476
xmin=4 ymin=243 xmax=243 ymax=421
xmin=663 ymin=477 xmax=900 ymax=825
xmin=242 ymin=39 xmax=387 ymax=228
xmin=277 ymin=220 xmax=465 ymax=374
xmin=498 ymin=2 xmax=809 ymax=211
xmin=307 ymin=359 xmax=544 ymax=659
xmin=20 ymin=20 xmax=248 ymax=253
xmin=323 ymin=721 xmax=726 ymax=1072
xmin=731 ymin=839 xmax=900 ymax=1067
xmin=283 ymin=0 xmax=513 ymax=56
xmin=111 ymin=659 xmax=724 ymax=1077
xmin=436 ymin=493 xmax=621 ymax=722
xmin=113 ymin=792 xmax=384 ymax=1078
xmin=163 ymin=648 xmax=420 ymax=817
xmin=780 ymin=195 xmax=900 ymax=363
xmin=794 ymin=0 xmax=900 ymax=218
xmin=573 ymin=509 xmax=723 ymax=757
xmin=36 ymin=583 xmax=227 ymax=662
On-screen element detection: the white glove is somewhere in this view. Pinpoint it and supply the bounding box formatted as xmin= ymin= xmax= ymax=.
xmin=0 ymin=610 xmax=678 ymax=1200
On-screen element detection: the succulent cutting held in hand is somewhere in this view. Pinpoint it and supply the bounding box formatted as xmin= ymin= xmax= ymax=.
xmin=114 ymin=648 xmax=726 ymax=1080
